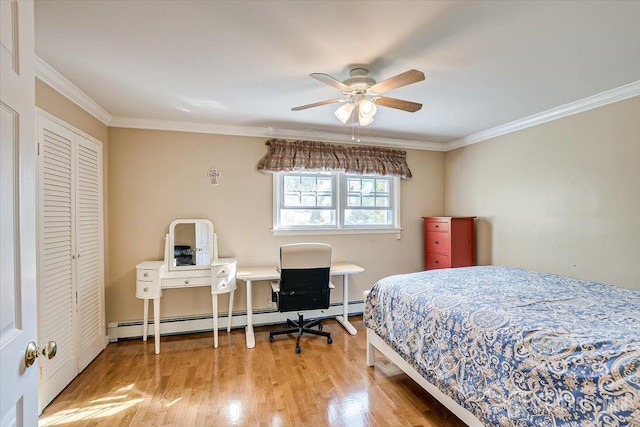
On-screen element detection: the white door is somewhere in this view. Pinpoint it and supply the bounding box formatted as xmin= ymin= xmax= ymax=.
xmin=37 ymin=117 xmax=77 ymax=410
xmin=37 ymin=116 xmax=105 ymax=409
xmin=74 ymin=134 xmax=104 ymax=372
xmin=0 ymin=1 xmax=39 ymax=426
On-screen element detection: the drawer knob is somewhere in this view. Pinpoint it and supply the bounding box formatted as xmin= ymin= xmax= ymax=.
xmin=143 ymin=272 xmax=148 ymax=278
xmin=143 ymin=287 xmax=148 ymax=292
xmin=435 ymin=225 xmax=439 ymax=228
xmin=435 ymin=241 xmax=439 ymax=244
xmin=184 ymin=280 xmax=189 ymax=285
xmin=434 ymin=260 xmax=439 ymax=264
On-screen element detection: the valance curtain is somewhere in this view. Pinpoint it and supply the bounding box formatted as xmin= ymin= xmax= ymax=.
xmin=256 ymin=138 xmax=412 ymax=179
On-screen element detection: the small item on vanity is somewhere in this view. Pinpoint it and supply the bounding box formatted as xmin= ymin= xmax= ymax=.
xmin=208 ymin=168 xmax=220 ymax=186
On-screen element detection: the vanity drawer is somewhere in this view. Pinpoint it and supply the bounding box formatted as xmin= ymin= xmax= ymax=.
xmin=136 ymin=280 xmax=162 ymax=298
xmin=137 ymin=269 xmax=158 ymax=282
xmin=162 ymin=276 xmax=210 ymax=288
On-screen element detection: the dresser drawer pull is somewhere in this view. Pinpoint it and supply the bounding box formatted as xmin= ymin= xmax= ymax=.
xmin=184 ymin=280 xmax=189 ymax=285
xmin=143 ymin=287 xmax=148 ymax=292
xmin=143 ymin=272 xmax=149 ymax=278
xmin=435 ymin=241 xmax=439 ymax=244
xmin=434 ymin=260 xmax=439 ymax=264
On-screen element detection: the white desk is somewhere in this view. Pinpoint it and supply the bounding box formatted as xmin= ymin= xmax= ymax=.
xmin=236 ymin=262 xmax=364 ymax=349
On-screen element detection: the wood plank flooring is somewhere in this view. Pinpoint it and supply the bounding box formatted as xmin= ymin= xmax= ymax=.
xmin=39 ymin=316 xmax=466 ymax=426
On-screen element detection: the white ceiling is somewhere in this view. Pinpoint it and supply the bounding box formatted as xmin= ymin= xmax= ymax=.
xmin=34 ymin=1 xmax=640 ymax=149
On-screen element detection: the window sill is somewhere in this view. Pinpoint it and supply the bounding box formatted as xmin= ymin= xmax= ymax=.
xmin=272 ymin=227 xmax=402 ymax=236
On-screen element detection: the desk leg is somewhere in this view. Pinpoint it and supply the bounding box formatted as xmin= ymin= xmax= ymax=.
xmin=335 ymin=274 xmax=357 ymax=335
xmin=153 ymin=298 xmax=160 ymax=354
xmin=142 ymin=298 xmax=149 ymax=341
xmin=245 ymin=279 xmax=255 ymax=348
xmin=212 ymin=293 xmax=219 ymax=348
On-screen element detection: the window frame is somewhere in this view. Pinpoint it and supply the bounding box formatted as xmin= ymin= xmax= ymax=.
xmin=273 ymin=171 xmax=401 ymax=235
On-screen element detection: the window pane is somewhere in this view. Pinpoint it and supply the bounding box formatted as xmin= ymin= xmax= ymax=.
xmin=284 ymin=195 xmax=300 ymax=206
xmin=376 ymin=179 xmax=389 ymax=193
xmin=280 ymin=209 xmax=336 ymax=226
xmin=300 ymin=176 xmax=316 ymax=191
xmin=301 ymin=195 xmax=316 ymax=206
xmin=317 ymin=177 xmax=332 ymax=191
xmin=317 ymin=196 xmax=332 ymax=206
xmin=362 ymin=196 xmax=375 ymax=207
xmin=362 ymin=179 xmax=374 ymax=193
xmin=284 ymin=176 xmax=300 ymax=191
xmin=344 ymin=209 xmax=392 ymax=226
xmin=348 ymin=196 xmax=360 ymax=206
xmin=348 ymin=178 xmax=361 ymax=192
xmin=375 ymin=197 xmax=389 ymax=207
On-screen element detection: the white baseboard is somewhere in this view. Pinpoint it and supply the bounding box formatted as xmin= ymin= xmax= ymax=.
xmin=107 ymin=301 xmax=364 ymax=342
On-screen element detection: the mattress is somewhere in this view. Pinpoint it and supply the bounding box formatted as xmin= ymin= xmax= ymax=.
xmin=363 ymin=266 xmax=640 ymax=426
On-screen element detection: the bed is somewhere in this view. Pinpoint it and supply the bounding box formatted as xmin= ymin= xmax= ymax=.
xmin=363 ymin=266 xmax=640 ymax=426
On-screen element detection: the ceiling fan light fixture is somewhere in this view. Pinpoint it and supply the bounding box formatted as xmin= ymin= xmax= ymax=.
xmin=359 ymin=98 xmax=377 ymax=117
xmin=358 ymin=107 xmax=375 ymax=126
xmin=334 ymin=102 xmax=355 ymax=123
xmin=357 ymin=98 xmax=377 ymax=126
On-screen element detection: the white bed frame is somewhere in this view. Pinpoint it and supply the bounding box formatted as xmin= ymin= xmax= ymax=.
xmin=364 ymin=291 xmax=484 ymax=427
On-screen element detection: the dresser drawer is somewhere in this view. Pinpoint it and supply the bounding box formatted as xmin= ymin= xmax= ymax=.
xmin=162 ymin=275 xmax=210 ymax=288
xmin=425 ymin=221 xmax=449 ymax=233
xmin=425 ymin=232 xmax=451 ymax=253
xmin=137 ymin=268 xmax=158 ymax=282
xmin=425 ymin=252 xmax=450 ymax=270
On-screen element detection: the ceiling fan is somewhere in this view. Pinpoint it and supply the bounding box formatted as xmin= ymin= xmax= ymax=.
xmin=292 ymin=66 xmax=425 ymax=126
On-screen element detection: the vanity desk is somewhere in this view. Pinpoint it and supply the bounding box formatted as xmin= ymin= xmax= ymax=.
xmin=136 ymin=219 xmax=236 ymax=354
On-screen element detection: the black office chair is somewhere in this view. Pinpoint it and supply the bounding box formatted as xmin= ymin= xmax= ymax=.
xmin=268 ymin=243 xmax=333 ymax=354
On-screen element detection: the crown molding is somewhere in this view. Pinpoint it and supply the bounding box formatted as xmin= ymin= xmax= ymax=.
xmin=36 ymin=55 xmax=638 ymax=152
xmin=109 ymin=116 xmax=447 ymax=151
xmin=34 ymin=55 xmax=113 ymax=125
xmin=445 ymin=80 xmax=640 ymax=151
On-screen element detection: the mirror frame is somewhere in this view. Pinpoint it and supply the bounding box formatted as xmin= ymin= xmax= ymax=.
xmin=167 ymin=219 xmax=215 ymax=271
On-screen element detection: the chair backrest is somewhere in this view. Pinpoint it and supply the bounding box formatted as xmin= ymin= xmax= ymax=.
xmin=278 ymin=243 xmax=331 ymax=312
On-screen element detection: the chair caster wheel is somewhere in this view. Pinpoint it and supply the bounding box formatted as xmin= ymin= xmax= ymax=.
xmin=327 ymin=337 xmax=333 ymax=344
xmin=268 ymin=335 xmax=274 ymax=342
xmin=295 ymin=346 xmax=301 ymax=354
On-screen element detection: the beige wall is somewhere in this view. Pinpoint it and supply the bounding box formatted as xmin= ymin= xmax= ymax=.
xmin=107 ymin=128 xmax=444 ymax=323
xmin=445 ymin=96 xmax=640 ymax=289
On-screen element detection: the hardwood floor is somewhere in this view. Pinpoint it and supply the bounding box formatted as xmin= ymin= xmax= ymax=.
xmin=39 ymin=316 xmax=466 ymax=426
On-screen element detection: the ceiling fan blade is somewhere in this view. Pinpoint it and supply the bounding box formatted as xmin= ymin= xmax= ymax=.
xmin=310 ymin=73 xmax=352 ymax=92
xmin=374 ymin=96 xmax=422 ymax=113
xmin=291 ymin=98 xmax=344 ymax=111
xmin=369 ymin=69 xmax=425 ymax=94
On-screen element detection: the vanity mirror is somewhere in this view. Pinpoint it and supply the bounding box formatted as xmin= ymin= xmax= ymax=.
xmin=167 ymin=219 xmax=217 ymax=271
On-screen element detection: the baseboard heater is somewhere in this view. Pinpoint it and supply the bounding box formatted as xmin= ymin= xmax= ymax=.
xmin=108 ymin=300 xmax=364 ymax=342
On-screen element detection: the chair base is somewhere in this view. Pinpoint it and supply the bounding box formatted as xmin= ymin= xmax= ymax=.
xmin=269 ymin=313 xmax=333 ymax=353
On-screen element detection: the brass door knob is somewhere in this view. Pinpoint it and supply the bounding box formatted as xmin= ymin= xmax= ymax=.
xmin=25 ymin=341 xmax=57 ymax=367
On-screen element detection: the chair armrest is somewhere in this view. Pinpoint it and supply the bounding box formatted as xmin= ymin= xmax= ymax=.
xmin=270 ymin=280 xmax=280 ymax=293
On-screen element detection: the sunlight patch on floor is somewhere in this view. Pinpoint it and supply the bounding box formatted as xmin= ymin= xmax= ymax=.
xmin=39 ymin=395 xmax=145 ymax=426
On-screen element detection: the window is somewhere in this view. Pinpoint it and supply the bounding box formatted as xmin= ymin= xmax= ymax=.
xmin=274 ymin=171 xmax=400 ymax=232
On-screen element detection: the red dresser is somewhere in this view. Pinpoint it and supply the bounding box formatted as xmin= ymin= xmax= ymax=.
xmin=422 ymin=216 xmax=475 ymax=270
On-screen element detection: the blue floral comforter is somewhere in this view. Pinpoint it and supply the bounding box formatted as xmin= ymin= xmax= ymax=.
xmin=363 ymin=266 xmax=640 ymax=426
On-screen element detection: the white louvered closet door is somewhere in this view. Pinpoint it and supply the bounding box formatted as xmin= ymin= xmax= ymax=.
xmin=75 ymin=134 xmax=104 ymax=372
xmin=37 ymin=114 xmax=105 ymax=411
xmin=38 ymin=117 xmax=77 ymax=410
